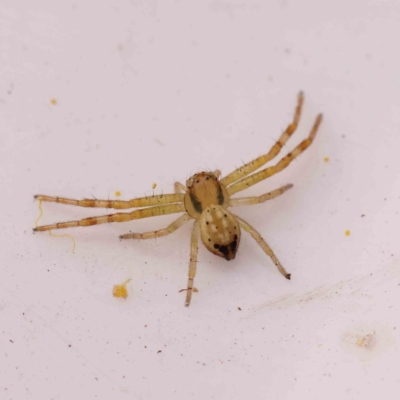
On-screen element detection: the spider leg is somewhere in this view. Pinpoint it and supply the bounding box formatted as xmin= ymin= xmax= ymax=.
xmin=185 ymin=220 xmax=199 ymax=307
xmin=221 ymin=92 xmax=304 ymax=187
xmin=228 ymin=113 xmax=322 ymax=195
xmin=228 ymin=184 xmax=293 ymax=207
xmin=34 ymin=193 xmax=184 ymax=209
xmin=119 ymin=213 xmax=191 ymax=239
xmin=235 ymin=215 xmax=291 ymax=279
xmin=33 ymin=203 xmax=185 ymax=232
xmin=174 ymin=182 xmax=187 ymax=194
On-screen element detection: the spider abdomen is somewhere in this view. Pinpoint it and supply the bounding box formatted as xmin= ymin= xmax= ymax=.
xmin=199 ymin=205 xmax=241 ymax=260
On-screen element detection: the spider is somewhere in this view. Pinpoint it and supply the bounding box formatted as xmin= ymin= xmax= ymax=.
xmin=34 ymin=92 xmax=322 ymax=306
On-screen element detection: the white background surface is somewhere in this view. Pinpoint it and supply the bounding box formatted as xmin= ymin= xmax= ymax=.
xmin=1 ymin=1 xmax=400 ymax=399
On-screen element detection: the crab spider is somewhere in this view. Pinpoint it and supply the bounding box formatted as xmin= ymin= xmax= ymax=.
xmin=34 ymin=92 xmax=322 ymax=306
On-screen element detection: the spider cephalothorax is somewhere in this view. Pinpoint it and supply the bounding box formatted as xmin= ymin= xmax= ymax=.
xmin=185 ymin=171 xmax=229 ymax=213
xmin=34 ymin=92 xmax=322 ymax=306
xmin=184 ymin=172 xmax=240 ymax=260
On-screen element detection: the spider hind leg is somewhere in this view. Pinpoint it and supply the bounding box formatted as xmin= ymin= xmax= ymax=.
xmin=235 ymin=215 xmax=291 ymax=280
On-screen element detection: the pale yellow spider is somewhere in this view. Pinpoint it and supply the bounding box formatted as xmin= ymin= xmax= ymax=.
xmin=34 ymin=92 xmax=322 ymax=306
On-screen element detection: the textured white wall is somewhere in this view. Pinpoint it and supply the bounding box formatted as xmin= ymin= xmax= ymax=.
xmin=1 ymin=1 xmax=400 ymax=399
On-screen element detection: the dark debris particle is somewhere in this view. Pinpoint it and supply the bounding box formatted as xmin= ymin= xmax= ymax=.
xmin=157 ymin=350 xmax=162 ymax=354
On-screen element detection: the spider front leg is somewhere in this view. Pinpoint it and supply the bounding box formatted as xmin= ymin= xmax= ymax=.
xmin=185 ymin=221 xmax=199 ymax=307
xmin=33 ymin=203 xmax=186 ymax=231
xmin=229 ymin=184 xmax=293 ymax=207
xmin=119 ymin=213 xmax=191 ymax=239
xmin=235 ymin=215 xmax=291 ymax=279
xmin=228 ymin=113 xmax=322 ymax=195
xmin=221 ymin=92 xmax=304 ymax=187
xmin=34 ymin=193 xmax=184 ymax=209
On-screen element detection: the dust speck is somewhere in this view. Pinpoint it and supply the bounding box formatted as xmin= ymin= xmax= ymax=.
xmin=154 ymin=138 xmax=165 ymax=146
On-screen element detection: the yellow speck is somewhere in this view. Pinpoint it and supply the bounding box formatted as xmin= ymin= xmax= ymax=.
xmin=323 ymin=157 xmax=330 ymax=162
xmin=152 ymin=183 xmax=157 ymax=189
xmin=113 ymin=279 xmax=132 ymax=299
xmin=50 ymin=98 xmax=57 ymax=105
xmin=345 ymin=230 xmax=351 ymax=236
xmin=36 ymin=200 xmax=76 ymax=252
xmin=115 ymin=191 xmax=121 ymax=197
xmin=356 ymin=337 xmax=366 ymax=347
xmin=193 ymin=287 xmax=198 ymax=293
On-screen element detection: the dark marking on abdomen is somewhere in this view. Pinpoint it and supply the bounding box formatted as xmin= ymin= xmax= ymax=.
xmin=229 ymin=235 xmax=238 ymax=252
xmin=214 ymin=235 xmax=238 ymax=261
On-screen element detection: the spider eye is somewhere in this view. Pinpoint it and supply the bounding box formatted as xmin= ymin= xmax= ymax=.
xmin=195 ymin=180 xmax=200 ymax=183
xmin=205 ymin=176 xmax=209 ymax=180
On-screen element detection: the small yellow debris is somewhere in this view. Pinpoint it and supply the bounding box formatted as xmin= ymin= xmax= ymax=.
xmin=113 ymin=279 xmax=132 ymax=299
xmin=35 ymin=200 xmax=44 ymax=227
xmin=35 ymin=199 xmax=76 ymax=252
xmin=323 ymin=157 xmax=330 ymax=162
xmin=356 ymin=333 xmax=376 ymax=349
xmin=115 ymin=191 xmax=121 ymax=197
xmin=48 ymin=230 xmax=76 ymax=252
xmin=152 ymin=183 xmax=157 ymax=189
xmin=193 ymin=287 xmax=198 ymax=293
xmin=356 ymin=337 xmax=366 ymax=347
xmin=50 ymin=98 xmax=57 ymax=105
xmin=345 ymin=230 xmax=351 ymax=236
